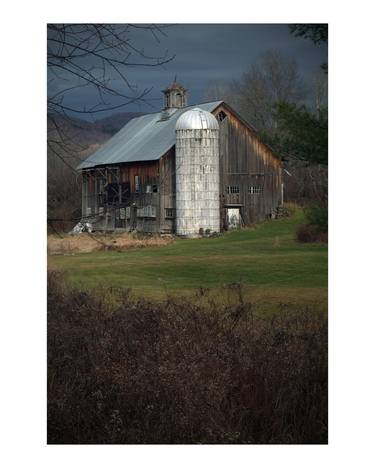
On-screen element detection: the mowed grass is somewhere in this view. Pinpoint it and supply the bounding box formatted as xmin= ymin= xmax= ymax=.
xmin=48 ymin=209 xmax=328 ymax=308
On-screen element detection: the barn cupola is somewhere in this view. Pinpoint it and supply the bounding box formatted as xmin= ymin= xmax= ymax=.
xmin=162 ymin=78 xmax=187 ymax=110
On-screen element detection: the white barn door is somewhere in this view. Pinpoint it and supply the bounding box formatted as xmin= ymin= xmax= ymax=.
xmin=227 ymin=208 xmax=241 ymax=229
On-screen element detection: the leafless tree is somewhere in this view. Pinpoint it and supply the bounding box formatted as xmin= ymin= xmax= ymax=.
xmin=203 ymin=79 xmax=236 ymax=105
xmin=233 ymin=50 xmax=306 ymax=133
xmin=48 ymin=24 xmax=175 ymax=118
xmin=47 ymin=23 xmax=175 ymax=226
xmin=312 ymin=69 xmax=328 ymax=112
xmin=48 ymin=24 xmax=175 ymax=158
xmin=202 ymin=50 xmax=305 ymax=134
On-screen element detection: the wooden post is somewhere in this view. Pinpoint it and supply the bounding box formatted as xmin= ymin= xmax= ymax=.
xmin=130 ymin=203 xmax=137 ymax=231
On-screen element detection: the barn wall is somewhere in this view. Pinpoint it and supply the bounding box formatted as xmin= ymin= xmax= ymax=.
xmin=119 ymin=161 xmax=159 ymax=192
xmin=120 ymin=161 xmax=161 ymax=233
xmin=212 ymin=105 xmax=282 ymax=227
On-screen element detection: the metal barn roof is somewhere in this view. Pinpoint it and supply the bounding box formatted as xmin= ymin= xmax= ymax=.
xmin=77 ymin=101 xmax=223 ymax=170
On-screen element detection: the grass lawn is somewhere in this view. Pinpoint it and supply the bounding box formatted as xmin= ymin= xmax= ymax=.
xmin=48 ymin=209 xmax=328 ymax=309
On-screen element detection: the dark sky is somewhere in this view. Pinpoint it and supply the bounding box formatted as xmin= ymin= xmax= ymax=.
xmin=49 ymin=24 xmax=327 ymax=120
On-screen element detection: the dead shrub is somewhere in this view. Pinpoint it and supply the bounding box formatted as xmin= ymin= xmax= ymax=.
xmin=296 ymin=224 xmax=316 ymax=243
xmin=296 ymin=224 xmax=328 ymax=243
xmin=47 ymin=272 xmax=327 ymax=444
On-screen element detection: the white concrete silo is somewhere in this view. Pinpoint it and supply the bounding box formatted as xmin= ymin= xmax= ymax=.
xmin=175 ymin=107 xmax=220 ymax=237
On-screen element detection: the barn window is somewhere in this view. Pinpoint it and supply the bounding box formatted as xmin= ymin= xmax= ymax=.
xmin=121 ymin=182 xmax=130 ymax=200
xmin=97 ymin=177 xmax=105 ymax=194
xmin=165 ymin=208 xmax=174 ymax=218
xmin=97 ymin=193 xmax=104 ymax=206
xmin=106 ymin=183 xmax=120 ymax=204
xmin=217 ymin=111 xmax=227 ymax=122
xmin=107 ymin=168 xmax=119 ymax=184
xmin=137 ymin=205 xmax=157 ymax=218
xmin=135 ymin=175 xmax=140 ymax=193
xmin=226 ymin=186 xmax=240 ymax=194
xmin=248 ymin=186 xmax=264 ymax=194
xmin=146 ymin=184 xmax=158 ymax=193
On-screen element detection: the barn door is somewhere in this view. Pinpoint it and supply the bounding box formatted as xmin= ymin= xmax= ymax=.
xmin=227 ymin=208 xmax=241 ymax=229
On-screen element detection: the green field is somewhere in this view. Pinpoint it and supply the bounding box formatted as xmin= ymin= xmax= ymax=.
xmin=48 ymin=209 xmax=328 ymax=308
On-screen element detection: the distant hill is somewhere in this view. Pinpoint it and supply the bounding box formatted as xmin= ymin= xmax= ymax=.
xmin=92 ymin=112 xmax=144 ymax=137
xmin=48 ymin=111 xmax=144 ymax=150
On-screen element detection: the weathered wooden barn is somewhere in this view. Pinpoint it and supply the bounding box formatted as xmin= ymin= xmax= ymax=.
xmin=78 ymin=81 xmax=283 ymax=236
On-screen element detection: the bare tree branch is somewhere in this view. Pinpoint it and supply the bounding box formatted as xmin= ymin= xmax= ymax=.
xmin=47 ymin=23 xmax=176 ymax=229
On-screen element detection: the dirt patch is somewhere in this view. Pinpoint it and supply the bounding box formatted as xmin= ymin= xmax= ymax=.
xmin=47 ymin=232 xmax=174 ymax=255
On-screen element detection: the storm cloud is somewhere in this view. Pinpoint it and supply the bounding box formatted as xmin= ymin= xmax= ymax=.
xmin=48 ymin=24 xmax=327 ymax=119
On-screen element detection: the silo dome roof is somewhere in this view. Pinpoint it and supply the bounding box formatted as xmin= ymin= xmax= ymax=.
xmin=176 ymin=107 xmax=219 ymax=131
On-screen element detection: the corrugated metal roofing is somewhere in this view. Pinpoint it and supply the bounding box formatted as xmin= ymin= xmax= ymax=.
xmin=77 ymin=101 xmax=223 ymax=170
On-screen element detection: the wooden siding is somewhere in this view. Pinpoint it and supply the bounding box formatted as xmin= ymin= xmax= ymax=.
xmin=212 ymin=104 xmax=282 ymax=226
xmin=119 ymin=161 xmax=159 ymax=192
